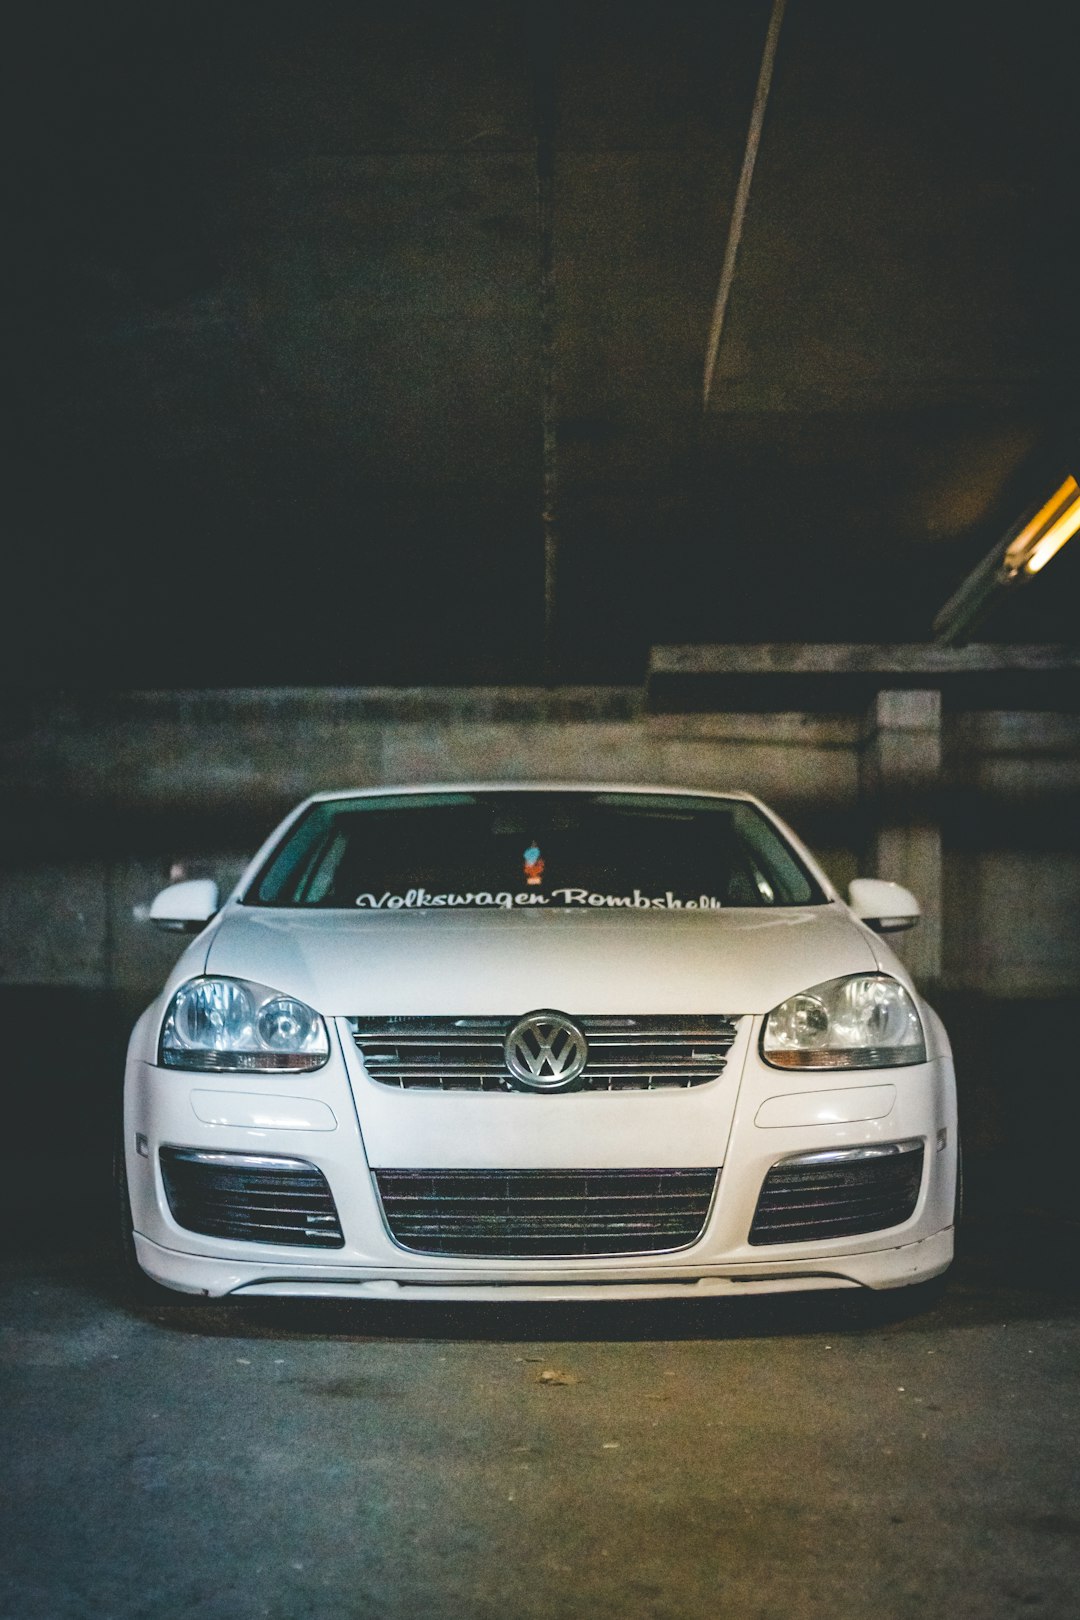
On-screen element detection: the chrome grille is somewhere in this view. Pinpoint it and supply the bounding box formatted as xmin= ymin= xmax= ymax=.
xmin=159 ymin=1147 xmax=345 ymax=1248
xmin=374 ymin=1168 xmax=719 ymax=1256
xmin=749 ymin=1141 xmax=925 ymax=1246
xmin=348 ymin=1015 xmax=738 ymax=1091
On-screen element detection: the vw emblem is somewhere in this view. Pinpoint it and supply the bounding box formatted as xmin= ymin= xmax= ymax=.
xmin=504 ymin=1010 xmax=588 ymax=1091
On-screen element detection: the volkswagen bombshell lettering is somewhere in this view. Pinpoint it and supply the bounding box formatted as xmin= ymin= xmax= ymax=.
xmin=354 ymin=887 xmax=725 ymax=910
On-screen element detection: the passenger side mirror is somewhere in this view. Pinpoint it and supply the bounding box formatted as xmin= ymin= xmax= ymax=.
xmin=149 ymin=878 xmax=220 ymax=933
xmin=848 ymin=877 xmax=920 ymax=933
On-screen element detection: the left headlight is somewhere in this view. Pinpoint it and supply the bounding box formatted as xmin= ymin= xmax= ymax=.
xmin=762 ymin=974 xmax=926 ymax=1069
xmin=160 ymin=977 xmax=330 ymax=1072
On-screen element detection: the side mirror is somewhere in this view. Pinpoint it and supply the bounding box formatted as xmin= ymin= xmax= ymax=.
xmin=149 ymin=878 xmax=220 ymax=934
xmin=848 ymin=877 xmax=920 ymax=934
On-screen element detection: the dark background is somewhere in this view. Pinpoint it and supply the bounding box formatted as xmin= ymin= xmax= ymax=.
xmin=7 ymin=0 xmax=1080 ymax=691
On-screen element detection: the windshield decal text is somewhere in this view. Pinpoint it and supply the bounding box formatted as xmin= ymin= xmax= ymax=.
xmin=354 ymin=887 xmax=724 ymax=911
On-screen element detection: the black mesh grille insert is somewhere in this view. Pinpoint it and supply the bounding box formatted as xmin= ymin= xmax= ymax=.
xmin=749 ymin=1143 xmax=925 ymax=1246
xmin=374 ymin=1167 xmax=718 ymax=1256
xmin=159 ymin=1147 xmax=344 ymax=1248
xmin=350 ymin=1015 xmax=739 ymax=1091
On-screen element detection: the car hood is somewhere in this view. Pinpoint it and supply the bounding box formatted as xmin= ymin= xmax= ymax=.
xmin=203 ymin=904 xmax=878 ymax=1016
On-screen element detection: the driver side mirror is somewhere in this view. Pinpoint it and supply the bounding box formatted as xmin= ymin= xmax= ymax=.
xmin=149 ymin=878 xmax=220 ymax=934
xmin=848 ymin=877 xmax=920 ymax=933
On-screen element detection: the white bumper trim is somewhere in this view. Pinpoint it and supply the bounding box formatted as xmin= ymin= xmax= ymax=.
xmin=133 ymin=1225 xmax=953 ymax=1299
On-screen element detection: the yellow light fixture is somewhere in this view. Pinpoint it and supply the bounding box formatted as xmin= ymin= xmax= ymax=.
xmin=934 ymin=470 xmax=1080 ymax=644
xmin=1002 ymin=475 xmax=1080 ymax=576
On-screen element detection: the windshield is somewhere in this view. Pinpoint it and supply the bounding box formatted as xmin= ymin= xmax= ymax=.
xmin=244 ymin=792 xmax=826 ymax=911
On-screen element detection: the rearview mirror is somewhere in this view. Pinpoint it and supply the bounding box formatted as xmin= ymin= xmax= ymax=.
xmin=848 ymin=877 xmax=920 ymax=933
xmin=149 ymin=878 xmax=220 ymax=934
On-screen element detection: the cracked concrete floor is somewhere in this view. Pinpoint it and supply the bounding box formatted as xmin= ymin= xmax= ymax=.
xmin=2 ymin=1207 xmax=1078 ymax=1620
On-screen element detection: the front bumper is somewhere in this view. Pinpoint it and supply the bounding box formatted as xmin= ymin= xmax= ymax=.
xmin=133 ymin=1226 xmax=954 ymax=1299
xmin=124 ymin=1012 xmax=958 ymax=1297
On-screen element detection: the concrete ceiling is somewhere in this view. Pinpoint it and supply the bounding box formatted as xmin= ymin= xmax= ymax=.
xmin=9 ymin=0 xmax=1080 ymax=688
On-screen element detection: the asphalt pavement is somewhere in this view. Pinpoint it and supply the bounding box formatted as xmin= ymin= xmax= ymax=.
xmin=2 ymin=1179 xmax=1077 ymax=1620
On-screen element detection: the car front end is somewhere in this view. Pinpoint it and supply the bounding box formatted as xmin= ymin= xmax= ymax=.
xmin=122 ymin=786 xmax=958 ymax=1301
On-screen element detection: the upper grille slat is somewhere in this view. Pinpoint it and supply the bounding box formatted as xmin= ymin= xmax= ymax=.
xmin=349 ymin=1015 xmax=738 ymax=1092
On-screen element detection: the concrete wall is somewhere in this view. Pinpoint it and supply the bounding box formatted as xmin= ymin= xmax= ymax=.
xmin=944 ymin=712 xmax=1080 ymax=998
xmin=1 ymin=688 xmax=1077 ymax=1002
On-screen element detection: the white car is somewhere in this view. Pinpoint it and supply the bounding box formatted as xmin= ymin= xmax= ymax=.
xmin=120 ymin=785 xmax=959 ymax=1303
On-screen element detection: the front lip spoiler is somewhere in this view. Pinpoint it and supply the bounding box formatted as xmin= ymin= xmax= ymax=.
xmin=132 ymin=1227 xmax=954 ymax=1299
xmin=228 ymin=1273 xmax=863 ymax=1301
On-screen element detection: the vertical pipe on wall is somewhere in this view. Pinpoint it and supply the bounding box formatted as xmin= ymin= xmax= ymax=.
xmin=529 ymin=7 xmax=559 ymax=685
xmin=702 ymin=0 xmax=787 ymax=408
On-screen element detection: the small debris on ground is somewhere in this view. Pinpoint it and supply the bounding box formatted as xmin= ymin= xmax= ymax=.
xmin=535 ymin=1368 xmax=580 ymax=1386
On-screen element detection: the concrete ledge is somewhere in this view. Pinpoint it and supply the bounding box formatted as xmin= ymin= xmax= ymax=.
xmin=15 ymin=685 xmax=644 ymax=728
xmin=646 ymin=644 xmax=1080 ymax=712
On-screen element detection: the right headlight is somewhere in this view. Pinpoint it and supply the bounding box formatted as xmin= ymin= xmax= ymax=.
xmin=160 ymin=976 xmax=330 ymax=1072
xmin=762 ymin=974 xmax=926 ymax=1069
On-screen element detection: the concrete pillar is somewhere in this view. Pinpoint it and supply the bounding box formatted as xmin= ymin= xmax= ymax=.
xmin=860 ymin=689 xmax=943 ymax=988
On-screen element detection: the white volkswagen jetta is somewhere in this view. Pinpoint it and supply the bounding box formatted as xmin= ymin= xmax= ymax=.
xmin=121 ymin=785 xmax=958 ymax=1302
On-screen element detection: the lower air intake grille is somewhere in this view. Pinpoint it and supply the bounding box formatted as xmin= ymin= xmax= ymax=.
xmin=749 ymin=1141 xmax=924 ymax=1246
xmin=159 ymin=1147 xmax=344 ymax=1248
xmin=350 ymin=1015 xmax=738 ymax=1091
xmin=374 ymin=1168 xmax=718 ymax=1257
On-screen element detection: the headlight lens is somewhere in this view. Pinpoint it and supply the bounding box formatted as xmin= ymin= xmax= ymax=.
xmin=762 ymin=974 xmax=926 ymax=1069
xmin=160 ymin=977 xmax=330 ymax=1071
